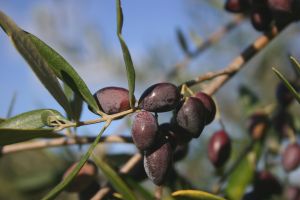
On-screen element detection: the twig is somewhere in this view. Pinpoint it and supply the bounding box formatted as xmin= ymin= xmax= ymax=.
xmin=184 ymin=26 xmax=280 ymax=96
xmin=2 ymin=135 xmax=133 ymax=155
xmin=167 ymin=15 xmax=244 ymax=79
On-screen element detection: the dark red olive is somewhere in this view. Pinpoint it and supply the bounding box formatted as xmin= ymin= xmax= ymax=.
xmin=208 ymin=130 xmax=231 ymax=168
xmin=63 ymin=160 xmax=98 ymax=193
xmin=225 ymin=0 xmax=250 ymax=12
xmin=131 ymin=111 xmax=158 ymax=151
xmin=250 ymin=8 xmax=272 ymax=31
xmin=173 ymin=144 xmax=189 ymax=162
xmin=284 ymin=186 xmax=300 ymax=200
xmin=138 ymin=83 xmax=181 ymax=112
xmin=282 ymin=143 xmax=300 ymax=172
xmin=78 ymin=180 xmax=100 ymax=200
xmin=276 ymin=81 xmax=295 ymax=106
xmin=272 ymin=109 xmax=295 ymax=138
xmin=159 ymin=123 xmax=192 ymax=146
xmin=144 ymin=140 xmax=173 ymax=185
xmin=253 ymin=170 xmax=282 ymax=198
xmin=93 ymin=87 xmax=132 ymax=114
xmin=175 ymin=97 xmax=206 ymax=138
xmin=246 ymin=112 xmax=270 ymax=140
xmin=194 ymin=92 xmax=216 ymax=125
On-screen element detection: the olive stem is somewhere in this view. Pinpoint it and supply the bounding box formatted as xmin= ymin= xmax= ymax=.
xmin=184 ymin=26 xmax=281 ymax=96
xmin=54 ymin=108 xmax=135 ymax=131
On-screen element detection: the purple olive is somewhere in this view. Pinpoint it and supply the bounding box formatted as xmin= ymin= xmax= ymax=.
xmin=276 ymin=81 xmax=296 ymax=106
xmin=225 ymin=0 xmax=250 ymax=12
xmin=159 ymin=123 xmax=192 ymax=146
xmin=208 ymin=130 xmax=231 ymax=168
xmin=138 ymin=83 xmax=181 ymax=112
xmin=284 ymin=186 xmax=300 ymax=200
xmin=131 ymin=111 xmax=158 ymax=151
xmin=175 ymin=97 xmax=206 ymax=138
xmin=282 ymin=143 xmax=300 ymax=172
xmin=63 ymin=160 xmax=98 ymax=193
xmin=93 ymin=87 xmax=132 ymax=114
xmin=253 ymin=170 xmax=282 ymax=198
xmin=194 ymin=92 xmax=216 ymax=125
xmin=250 ymin=8 xmax=272 ymax=31
xmin=144 ymin=140 xmax=173 ymax=185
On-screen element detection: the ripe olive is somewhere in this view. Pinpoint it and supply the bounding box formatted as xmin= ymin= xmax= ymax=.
xmin=282 ymin=143 xmax=300 ymax=172
xmin=138 ymin=83 xmax=181 ymax=112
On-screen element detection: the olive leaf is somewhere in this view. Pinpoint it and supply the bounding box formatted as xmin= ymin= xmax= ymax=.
xmin=171 ymin=190 xmax=226 ymax=200
xmin=0 ymin=11 xmax=100 ymax=116
xmin=176 ymin=28 xmax=190 ymax=55
xmin=273 ymin=67 xmax=300 ymax=104
xmin=0 ymin=109 xmax=66 ymax=129
xmin=41 ymin=122 xmax=110 ymax=200
xmin=116 ymin=0 xmax=136 ymax=108
xmin=93 ymin=155 xmax=137 ymax=200
xmin=225 ymin=142 xmax=262 ymax=200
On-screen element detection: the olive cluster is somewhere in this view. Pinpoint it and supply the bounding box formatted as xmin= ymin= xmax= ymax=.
xmin=92 ymin=83 xmax=216 ymax=185
xmin=225 ymin=0 xmax=300 ymax=31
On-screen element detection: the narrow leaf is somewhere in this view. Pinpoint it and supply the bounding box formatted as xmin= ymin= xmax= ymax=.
xmin=6 ymin=92 xmax=17 ymax=117
xmin=172 ymin=190 xmax=225 ymax=200
xmin=28 ymin=34 xmax=99 ymax=114
xmin=116 ymin=0 xmax=136 ymax=108
xmin=273 ymin=67 xmax=300 ymax=104
xmin=64 ymin=83 xmax=83 ymax=121
xmin=176 ymin=29 xmax=190 ymax=55
xmin=225 ymin=142 xmax=262 ymax=200
xmin=290 ymin=56 xmax=300 ymax=77
xmin=0 ymin=11 xmax=73 ymax=117
xmin=93 ymin=155 xmax=137 ymax=200
xmin=0 ymin=109 xmax=65 ymax=129
xmin=0 ymin=128 xmax=62 ymax=145
xmin=42 ymin=122 xmax=110 ymax=200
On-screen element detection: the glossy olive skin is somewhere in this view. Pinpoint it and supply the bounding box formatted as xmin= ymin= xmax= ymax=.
xmin=63 ymin=161 xmax=98 ymax=193
xmin=93 ymin=87 xmax=131 ymax=114
xmin=282 ymin=143 xmax=300 ymax=172
xmin=159 ymin=123 xmax=192 ymax=146
xmin=208 ymin=130 xmax=231 ymax=168
xmin=246 ymin=112 xmax=270 ymax=140
xmin=138 ymin=83 xmax=181 ymax=112
xmin=253 ymin=170 xmax=282 ymax=199
xmin=175 ymin=97 xmax=206 ymax=138
xmin=251 ymin=8 xmax=272 ymax=31
xmin=144 ymin=140 xmax=173 ymax=185
xmin=194 ymin=92 xmax=216 ymax=125
xmin=131 ymin=111 xmax=158 ymax=151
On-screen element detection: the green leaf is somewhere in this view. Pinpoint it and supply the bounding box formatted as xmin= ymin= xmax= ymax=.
xmin=64 ymin=83 xmax=83 ymax=121
xmin=123 ymin=176 xmax=154 ymax=200
xmin=116 ymin=0 xmax=136 ymax=108
xmin=0 ymin=128 xmax=62 ymax=145
xmin=0 ymin=11 xmax=73 ymax=117
xmin=93 ymin=155 xmax=137 ymax=200
xmin=0 ymin=109 xmax=65 ymax=129
xmin=273 ymin=67 xmax=300 ymax=104
xmin=41 ymin=122 xmax=110 ymax=200
xmin=225 ymin=142 xmax=262 ymax=200
xmin=176 ymin=29 xmax=190 ymax=55
xmin=28 ymin=34 xmax=98 ymax=114
xmin=171 ymin=190 xmax=225 ymax=200
xmin=290 ymin=56 xmax=300 ymax=77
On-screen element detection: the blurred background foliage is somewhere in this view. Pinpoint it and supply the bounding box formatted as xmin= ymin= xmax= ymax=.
xmin=1 ymin=0 xmax=300 ymax=199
